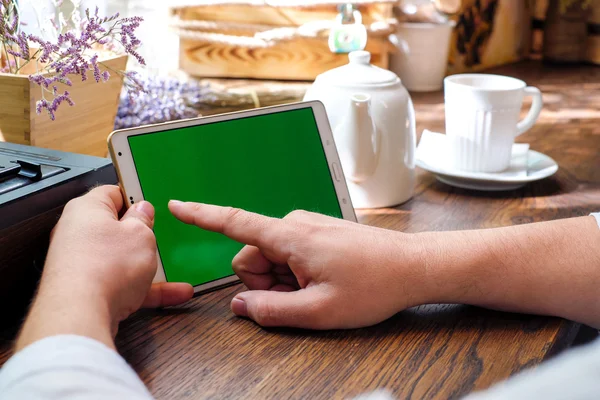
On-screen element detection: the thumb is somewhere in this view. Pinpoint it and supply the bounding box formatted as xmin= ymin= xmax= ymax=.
xmin=121 ymin=201 xmax=155 ymax=228
xmin=231 ymin=288 xmax=330 ymax=329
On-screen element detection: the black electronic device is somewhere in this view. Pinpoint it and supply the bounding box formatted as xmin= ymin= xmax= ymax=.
xmin=0 ymin=141 xmax=117 ymax=328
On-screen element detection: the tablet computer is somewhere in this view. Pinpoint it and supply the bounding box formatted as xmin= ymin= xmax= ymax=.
xmin=108 ymin=101 xmax=356 ymax=294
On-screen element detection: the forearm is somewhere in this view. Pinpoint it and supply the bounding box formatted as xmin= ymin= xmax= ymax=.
xmin=16 ymin=275 xmax=115 ymax=352
xmin=414 ymin=216 xmax=600 ymax=327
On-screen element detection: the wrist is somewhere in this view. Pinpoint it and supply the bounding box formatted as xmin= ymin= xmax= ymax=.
xmin=402 ymin=230 xmax=483 ymax=306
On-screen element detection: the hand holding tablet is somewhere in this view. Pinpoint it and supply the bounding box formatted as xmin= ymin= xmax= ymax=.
xmin=109 ymin=102 xmax=355 ymax=294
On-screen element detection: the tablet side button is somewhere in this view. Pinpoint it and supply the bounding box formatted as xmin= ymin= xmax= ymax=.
xmin=332 ymin=162 xmax=342 ymax=182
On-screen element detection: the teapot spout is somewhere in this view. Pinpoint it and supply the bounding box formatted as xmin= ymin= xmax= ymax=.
xmin=334 ymin=94 xmax=380 ymax=183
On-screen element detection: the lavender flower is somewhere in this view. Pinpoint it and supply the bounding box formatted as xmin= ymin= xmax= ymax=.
xmin=115 ymin=73 xmax=202 ymax=130
xmin=1 ymin=1 xmax=146 ymax=120
xmin=1 ymin=0 xmax=25 ymax=62
xmin=90 ymin=54 xmax=100 ymax=82
xmin=36 ymin=89 xmax=74 ymax=120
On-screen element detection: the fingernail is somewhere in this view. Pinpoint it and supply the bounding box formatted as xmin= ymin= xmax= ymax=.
xmin=231 ymin=297 xmax=248 ymax=317
xmin=169 ymin=200 xmax=183 ymax=211
xmin=135 ymin=201 xmax=154 ymax=219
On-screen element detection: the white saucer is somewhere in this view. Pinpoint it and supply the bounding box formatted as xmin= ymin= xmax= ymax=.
xmin=416 ymin=131 xmax=559 ymax=191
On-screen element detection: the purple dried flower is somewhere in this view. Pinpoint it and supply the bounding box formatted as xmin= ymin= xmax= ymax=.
xmin=117 ymin=16 xmax=146 ymax=65
xmin=63 ymin=91 xmax=74 ymax=106
xmin=6 ymin=48 xmax=20 ymax=57
xmin=28 ymin=34 xmax=58 ymax=63
xmin=128 ymin=48 xmax=145 ymax=65
xmin=124 ymin=71 xmax=146 ymax=93
xmin=28 ymin=34 xmax=43 ymax=44
xmin=36 ymin=90 xmax=74 ymax=120
xmin=3 ymin=5 xmax=146 ymax=120
xmin=29 ymin=74 xmax=46 ymax=87
xmin=90 ymin=54 xmax=101 ymax=82
xmin=9 ymin=13 xmax=17 ymax=32
xmin=16 ymin=32 xmax=29 ymax=59
xmin=115 ymin=73 xmax=201 ymax=130
xmin=62 ymin=76 xmax=73 ymax=86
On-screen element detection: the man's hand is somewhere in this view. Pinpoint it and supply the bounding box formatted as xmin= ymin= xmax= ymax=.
xmin=171 ymin=201 xmax=600 ymax=331
xmin=16 ymin=186 xmax=193 ymax=351
xmin=169 ymin=201 xmax=429 ymax=329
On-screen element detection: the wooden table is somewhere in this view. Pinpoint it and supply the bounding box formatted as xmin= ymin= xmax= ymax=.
xmin=1 ymin=61 xmax=600 ymax=399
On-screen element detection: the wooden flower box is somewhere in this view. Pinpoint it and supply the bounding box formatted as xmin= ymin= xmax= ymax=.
xmin=0 ymin=54 xmax=127 ymax=157
xmin=171 ymin=0 xmax=396 ymax=80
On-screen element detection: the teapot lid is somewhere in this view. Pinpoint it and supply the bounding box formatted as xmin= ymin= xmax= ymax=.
xmin=316 ymin=51 xmax=400 ymax=87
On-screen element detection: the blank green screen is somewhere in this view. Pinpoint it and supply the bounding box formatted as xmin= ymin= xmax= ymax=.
xmin=128 ymin=107 xmax=343 ymax=287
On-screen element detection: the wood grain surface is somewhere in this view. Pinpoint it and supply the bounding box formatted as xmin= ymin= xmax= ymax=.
xmin=1 ymin=61 xmax=599 ymax=399
xmin=174 ymin=3 xmax=392 ymax=80
xmin=179 ymin=36 xmax=389 ymax=81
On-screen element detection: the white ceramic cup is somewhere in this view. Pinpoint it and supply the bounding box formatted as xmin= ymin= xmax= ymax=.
xmin=444 ymin=74 xmax=543 ymax=172
xmin=389 ymin=22 xmax=454 ymax=92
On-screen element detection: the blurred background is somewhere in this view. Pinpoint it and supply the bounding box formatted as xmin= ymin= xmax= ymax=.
xmin=4 ymin=0 xmax=599 ymax=156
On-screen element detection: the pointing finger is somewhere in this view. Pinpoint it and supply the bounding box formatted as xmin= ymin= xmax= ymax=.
xmin=168 ymin=201 xmax=291 ymax=256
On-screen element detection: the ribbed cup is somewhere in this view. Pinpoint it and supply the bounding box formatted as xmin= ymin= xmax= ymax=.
xmin=446 ymin=106 xmax=517 ymax=172
xmin=444 ymin=74 xmax=533 ymax=173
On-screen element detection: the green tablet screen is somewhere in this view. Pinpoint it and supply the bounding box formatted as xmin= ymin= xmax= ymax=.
xmin=128 ymin=107 xmax=343 ymax=287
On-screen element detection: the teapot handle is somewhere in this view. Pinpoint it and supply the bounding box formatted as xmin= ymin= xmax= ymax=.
xmin=389 ymin=34 xmax=410 ymax=55
xmin=404 ymin=96 xmax=417 ymax=169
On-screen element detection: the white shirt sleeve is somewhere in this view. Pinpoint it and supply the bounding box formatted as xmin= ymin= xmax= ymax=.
xmin=463 ymin=337 xmax=600 ymax=400
xmin=591 ymin=212 xmax=600 ymax=228
xmin=0 ymin=335 xmax=153 ymax=400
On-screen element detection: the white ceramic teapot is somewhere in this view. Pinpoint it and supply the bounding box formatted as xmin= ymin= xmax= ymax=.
xmin=303 ymin=51 xmax=416 ymax=209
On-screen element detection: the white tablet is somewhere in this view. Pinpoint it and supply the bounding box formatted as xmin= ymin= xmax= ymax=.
xmin=108 ymin=101 xmax=356 ymax=294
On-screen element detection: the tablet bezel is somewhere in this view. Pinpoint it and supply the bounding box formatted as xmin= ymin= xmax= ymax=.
xmin=108 ymin=101 xmax=357 ymax=294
